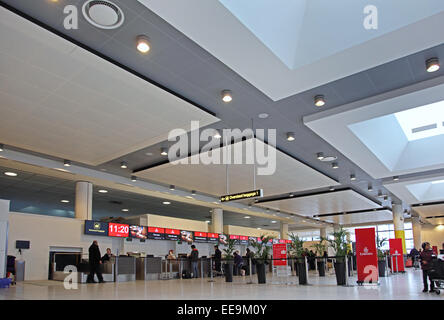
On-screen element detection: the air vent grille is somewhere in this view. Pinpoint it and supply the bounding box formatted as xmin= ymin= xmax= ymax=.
xmin=82 ymin=0 xmax=125 ymax=30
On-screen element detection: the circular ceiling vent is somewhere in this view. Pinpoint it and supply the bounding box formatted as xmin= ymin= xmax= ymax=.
xmin=82 ymin=0 xmax=125 ymax=30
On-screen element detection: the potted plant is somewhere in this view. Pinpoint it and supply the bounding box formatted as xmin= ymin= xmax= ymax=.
xmin=288 ymin=233 xmax=307 ymax=284
xmin=312 ymin=237 xmax=327 ymax=277
xmin=377 ymin=237 xmax=387 ymax=277
xmin=223 ymin=239 xmax=236 ymax=282
xmin=328 ymin=227 xmax=350 ymax=285
xmin=249 ymin=235 xmax=273 ymax=284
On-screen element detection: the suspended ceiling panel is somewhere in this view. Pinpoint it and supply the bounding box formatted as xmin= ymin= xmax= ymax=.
xmin=319 ymin=209 xmax=393 ymax=226
xmin=0 ymin=7 xmax=219 ymax=166
xmin=413 ymin=204 xmax=444 ymax=225
xmin=134 ymin=138 xmax=339 ymax=198
xmin=257 ymin=189 xmax=380 ymax=218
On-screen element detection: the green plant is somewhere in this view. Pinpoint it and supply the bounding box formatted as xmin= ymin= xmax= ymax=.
xmin=376 ymin=236 xmax=387 ymax=260
xmin=311 ymin=237 xmax=327 ymax=257
xmin=328 ymin=227 xmax=350 ymax=263
xmin=288 ymin=233 xmax=305 ymax=262
xmin=223 ymin=239 xmax=236 ymax=261
xmin=249 ymin=235 xmax=273 ymax=264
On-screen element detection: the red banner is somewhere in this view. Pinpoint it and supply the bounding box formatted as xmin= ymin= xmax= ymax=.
xmin=273 ymin=243 xmax=287 ymax=266
xmin=355 ymin=228 xmax=378 ymax=283
xmin=389 ymin=238 xmax=405 ymax=272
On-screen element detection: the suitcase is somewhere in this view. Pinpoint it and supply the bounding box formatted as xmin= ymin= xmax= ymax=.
xmin=405 ymin=258 xmax=413 ymax=267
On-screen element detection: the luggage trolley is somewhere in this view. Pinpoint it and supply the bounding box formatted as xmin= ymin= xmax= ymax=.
xmin=429 ymin=257 xmax=444 ymax=295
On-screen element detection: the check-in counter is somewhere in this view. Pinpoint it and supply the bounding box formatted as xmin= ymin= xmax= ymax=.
xmin=115 ymin=256 xmax=136 ymax=282
xmin=177 ymin=257 xmax=211 ymax=278
xmin=136 ymin=256 xmax=162 ymax=280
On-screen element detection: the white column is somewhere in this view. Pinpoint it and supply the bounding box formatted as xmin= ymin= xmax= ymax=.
xmin=412 ymin=217 xmax=422 ymax=251
xmin=393 ymin=204 xmax=406 ymax=253
xmin=320 ymin=228 xmax=327 ymax=239
xmin=75 ymin=181 xmax=93 ymax=220
xmin=280 ymin=223 xmax=289 ymax=240
xmin=0 ymin=200 xmax=10 ymax=278
xmin=212 ymin=208 xmax=223 ymax=234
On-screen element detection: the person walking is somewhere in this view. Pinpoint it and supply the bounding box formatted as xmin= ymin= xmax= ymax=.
xmin=87 ymin=240 xmax=104 ymax=283
xmin=420 ymin=242 xmax=436 ymax=292
xmin=190 ymin=245 xmax=199 ymax=278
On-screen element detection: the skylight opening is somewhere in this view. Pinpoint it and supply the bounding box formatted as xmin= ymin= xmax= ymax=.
xmin=431 ymin=180 xmax=444 ymax=185
xmin=394 ymin=100 xmax=444 ymax=141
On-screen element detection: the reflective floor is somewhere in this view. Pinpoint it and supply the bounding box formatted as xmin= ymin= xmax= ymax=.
xmin=0 ymin=269 xmax=442 ymax=300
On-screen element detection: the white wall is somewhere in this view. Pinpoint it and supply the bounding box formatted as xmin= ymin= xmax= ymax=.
xmin=0 ymin=200 xmax=10 ymax=278
xmin=421 ymin=225 xmax=444 ymax=249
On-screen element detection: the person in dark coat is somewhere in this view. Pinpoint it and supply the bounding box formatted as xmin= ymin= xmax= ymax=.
xmin=214 ymin=245 xmax=222 ymax=273
xmin=87 ymin=240 xmax=104 ymax=283
xmin=190 ymin=245 xmax=199 ymax=278
xmin=420 ymin=242 xmax=436 ymax=292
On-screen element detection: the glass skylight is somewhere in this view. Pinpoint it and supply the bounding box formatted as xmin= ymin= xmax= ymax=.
xmin=394 ymin=100 xmax=444 ymax=141
xmin=432 ymin=179 xmax=444 ymax=184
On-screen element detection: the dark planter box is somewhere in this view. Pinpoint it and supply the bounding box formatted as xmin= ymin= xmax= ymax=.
xmin=297 ymin=260 xmax=307 ymax=285
xmin=317 ymin=260 xmax=325 ymax=277
xmin=224 ymin=263 xmax=233 ymax=282
xmin=378 ymin=260 xmax=386 ymax=277
xmin=334 ymin=261 xmax=346 ymax=285
xmin=256 ymin=263 xmax=266 ymax=284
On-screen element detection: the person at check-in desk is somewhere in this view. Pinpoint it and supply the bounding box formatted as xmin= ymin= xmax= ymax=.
xmin=167 ymin=250 xmax=176 ymax=260
xmin=189 ymin=245 xmax=199 ymax=278
xmin=87 ymin=240 xmax=104 ymax=283
xmin=101 ymin=248 xmax=113 ymax=263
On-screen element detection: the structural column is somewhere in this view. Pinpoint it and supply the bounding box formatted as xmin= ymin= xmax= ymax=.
xmin=393 ymin=204 xmax=406 ymax=253
xmin=280 ymin=223 xmax=289 ymax=240
xmin=211 ymin=208 xmax=223 ymax=234
xmin=320 ymin=227 xmax=327 ymax=239
xmin=0 ymin=200 xmax=10 ymax=279
xmin=412 ymin=217 xmax=422 ymax=250
xmin=75 ymin=181 xmax=93 ymax=220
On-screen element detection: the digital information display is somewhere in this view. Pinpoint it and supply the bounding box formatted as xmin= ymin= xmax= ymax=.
xmin=249 ymin=236 xmax=258 ymax=244
xmin=239 ymin=236 xmax=249 ymax=245
xmin=130 ymin=225 xmax=148 ymax=239
xmin=220 ymin=189 xmax=263 ymax=202
xmin=229 ymin=235 xmax=240 ymax=245
xmin=147 ymin=227 xmax=165 ymax=240
xmin=194 ymin=232 xmax=207 ymax=243
xmin=84 ymin=220 xmax=109 ymax=236
xmin=218 ymin=234 xmax=228 ymax=245
xmin=207 ymin=233 xmax=219 ymax=243
xmin=108 ymin=223 xmax=129 ymax=238
xmin=180 ymin=230 xmax=194 ymax=244
xmin=165 ymin=228 xmax=180 ymax=241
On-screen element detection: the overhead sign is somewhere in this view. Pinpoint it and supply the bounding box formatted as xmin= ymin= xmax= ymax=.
xmin=355 ymin=227 xmax=378 ymax=283
xmin=207 ymin=233 xmax=219 ymax=243
xmin=389 ymin=238 xmax=405 ymax=272
xmin=165 ymin=228 xmax=180 ymax=241
xmin=108 ymin=223 xmax=129 ymax=238
xmin=147 ymin=227 xmax=165 ymax=240
xmin=194 ymin=232 xmax=208 ymax=243
xmin=220 ymin=189 xmax=263 ymax=202
xmin=84 ymin=220 xmax=108 ymax=236
xmin=273 ymin=243 xmax=287 ymax=266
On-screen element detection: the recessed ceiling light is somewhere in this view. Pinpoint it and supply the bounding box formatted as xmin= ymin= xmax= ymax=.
xmin=163 ymin=201 xmax=171 ymax=205
xmin=0 ymin=144 xmax=3 ymax=152
xmin=61 ymin=200 xmax=70 ymax=203
xmin=131 ymin=176 xmax=137 ymax=182
xmin=221 ymin=90 xmax=232 ymax=103
xmin=257 ymin=227 xmax=262 ymax=230
xmin=320 ymin=156 xmax=337 ymax=162
xmin=286 ymin=132 xmax=295 ymax=141
xmin=271 ymin=220 xmax=277 ymax=223
xmin=432 ymin=180 xmax=444 ymax=184
xmin=329 ymin=187 xmax=335 ymax=191
xmin=289 ymin=193 xmax=294 ymax=197
xmin=368 ymin=185 xmax=373 ymax=191
xmin=136 ymin=35 xmax=150 ymax=53
xmin=426 ymin=58 xmax=440 ymax=73
xmin=350 ymin=174 xmax=356 ymax=181
xmin=213 ymin=130 xmax=222 ymax=139
xmin=98 ymin=189 xmax=108 ymax=193
xmin=258 ymin=113 xmax=269 ymax=119
xmin=316 ymin=152 xmax=324 ymax=160
xmin=332 ymin=163 xmax=338 ymax=169
xmin=120 ymin=161 xmax=128 ymax=169
xmin=191 ymin=190 xmax=196 ymax=195
xmin=122 ymin=209 xmax=129 ymax=212
xmin=160 ymin=147 xmax=168 ymax=156
xmin=393 ymin=176 xmax=399 ymax=181
xmin=169 ymin=185 xmax=175 ymax=191
xmin=244 ymin=216 xmax=251 ymax=219
xmin=4 ymin=172 xmax=17 ymax=177
xmin=63 ymin=160 xmax=71 ymax=167
xmin=314 ymin=95 xmax=325 ymax=107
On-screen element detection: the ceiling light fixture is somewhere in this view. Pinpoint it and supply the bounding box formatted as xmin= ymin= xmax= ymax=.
xmin=316 ymin=152 xmax=324 ymax=160
xmin=258 ymin=113 xmax=269 ymax=119
xmin=98 ymin=189 xmax=108 ymax=193
xmin=350 ymin=174 xmax=356 ymax=181
xmin=426 ymin=58 xmax=440 ymax=73
xmin=122 ymin=209 xmax=129 ymax=212
xmin=289 ymin=193 xmax=294 ymax=197
xmin=160 ymin=147 xmax=168 ymax=156
xmin=314 ymin=95 xmax=325 ymax=107
xmin=205 ymin=220 xmax=211 ymax=224
xmin=169 ymin=185 xmax=175 ymax=191
xmin=244 ymin=216 xmax=251 ymax=219
xmin=60 ymin=200 xmax=70 ymax=203
xmin=271 ymin=220 xmax=277 ymax=224
xmin=131 ymin=176 xmax=137 ymax=182
xmin=120 ymin=161 xmax=128 ymax=169
xmin=329 ymin=187 xmax=335 ymax=191
xmin=63 ymin=160 xmax=71 ymax=167
xmin=257 ymin=228 xmax=262 ymax=230
xmin=0 ymin=144 xmax=3 ymax=152
xmin=163 ymin=201 xmax=171 ymax=205
xmin=191 ymin=190 xmax=196 ymax=195
xmin=332 ymin=162 xmax=338 ymax=169
xmin=4 ymin=172 xmax=17 ymax=177
xmin=286 ymin=132 xmax=295 ymax=141
xmin=136 ymin=35 xmax=150 ymax=54
xmin=221 ymin=90 xmax=233 ymax=103
xmin=393 ymin=176 xmax=399 ymax=181
xmin=213 ymin=130 xmax=222 ymax=139
xmin=368 ymin=184 xmax=373 ymax=192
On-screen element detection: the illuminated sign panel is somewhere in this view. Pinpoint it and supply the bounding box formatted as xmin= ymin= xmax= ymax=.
xmin=220 ymin=189 xmax=263 ymax=202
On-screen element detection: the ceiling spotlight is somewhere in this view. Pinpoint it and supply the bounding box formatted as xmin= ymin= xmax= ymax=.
xmin=316 ymin=152 xmax=324 ymax=160
xmin=248 ymin=203 xmax=252 ymax=208
xmin=98 ymin=189 xmax=108 ymax=193
xmin=122 ymin=209 xmax=129 ymax=212
xmin=169 ymin=185 xmax=175 ymax=191
xmin=191 ymin=190 xmax=196 ymax=196
xmin=271 ymin=220 xmax=277 ymax=224
xmin=368 ymin=184 xmax=373 ymax=192
xmin=63 ymin=160 xmax=71 ymax=167
xmin=213 ymin=130 xmax=222 ymax=139
xmin=393 ymin=176 xmax=399 ymax=181
xmin=426 ymin=58 xmax=440 ymax=73
xmin=160 ymin=147 xmax=168 ymax=156
xmin=350 ymin=174 xmax=356 ymax=181
xmin=332 ymin=162 xmax=338 ymax=169
xmin=131 ymin=176 xmax=137 ymax=182
xmin=258 ymin=113 xmax=269 ymax=119
xmin=257 ymin=228 xmax=262 ymax=230
xmin=329 ymin=187 xmax=335 ymax=191
xmin=60 ymin=200 xmax=70 ymax=203
xmin=163 ymin=201 xmax=171 ymax=205
xmin=289 ymin=193 xmax=294 ymax=197
xmin=221 ymin=90 xmax=233 ymax=103
xmin=314 ymin=95 xmax=325 ymax=107
xmin=120 ymin=161 xmax=128 ymax=169
xmin=245 ymin=216 xmax=251 ymax=219
xmin=286 ymin=132 xmax=295 ymax=141
xmin=4 ymin=172 xmax=17 ymax=177
xmin=136 ymin=35 xmax=150 ymax=54
xmin=0 ymin=144 xmax=3 ymax=152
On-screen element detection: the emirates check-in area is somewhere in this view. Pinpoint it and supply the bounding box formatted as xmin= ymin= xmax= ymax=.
xmin=0 ymin=0 xmax=444 ymax=310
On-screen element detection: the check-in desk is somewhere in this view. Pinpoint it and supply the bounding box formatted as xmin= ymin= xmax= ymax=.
xmin=115 ymin=256 xmax=136 ymax=282
xmin=136 ymin=256 xmax=162 ymax=280
xmin=178 ymin=257 xmax=211 ymax=278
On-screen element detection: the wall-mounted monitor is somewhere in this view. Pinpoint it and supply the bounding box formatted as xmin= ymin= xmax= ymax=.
xmin=108 ymin=223 xmax=129 ymax=238
xmin=218 ymin=234 xmax=228 ymax=245
xmin=180 ymin=230 xmax=194 ymax=244
xmin=165 ymin=228 xmax=180 ymax=241
xmin=84 ymin=220 xmax=109 ymax=236
xmin=130 ymin=225 xmax=148 ymax=239
xmin=229 ymin=235 xmax=240 ymax=245
xmin=239 ymin=236 xmax=249 ymax=245
xmin=248 ymin=237 xmax=257 ymax=244
xmin=16 ymin=240 xmax=30 ymax=249
xmin=207 ymin=233 xmax=219 ymax=243
xmin=194 ymin=232 xmax=207 ymax=243
xmin=147 ymin=227 xmax=165 ymax=240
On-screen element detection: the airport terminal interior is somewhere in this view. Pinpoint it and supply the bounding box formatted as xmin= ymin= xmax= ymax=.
xmin=1 ymin=0 xmax=444 ymax=301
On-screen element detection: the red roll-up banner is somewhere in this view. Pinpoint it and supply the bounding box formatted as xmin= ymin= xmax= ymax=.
xmin=273 ymin=243 xmax=287 ymax=266
xmin=355 ymin=227 xmax=378 ymax=283
xmin=389 ymin=238 xmax=405 ymax=272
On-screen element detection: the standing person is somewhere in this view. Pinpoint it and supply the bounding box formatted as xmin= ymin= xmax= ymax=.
xmin=214 ymin=245 xmax=222 ymax=274
xmin=167 ymin=250 xmax=176 ymax=260
xmin=190 ymin=245 xmax=199 ymax=278
xmin=234 ymin=251 xmax=244 ymax=276
xmin=87 ymin=240 xmax=104 ymax=283
xmin=420 ymin=242 xmax=436 ymax=292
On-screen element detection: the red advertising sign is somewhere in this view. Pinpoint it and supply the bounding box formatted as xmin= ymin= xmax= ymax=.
xmin=279 ymin=239 xmax=286 ymax=244
xmin=273 ymin=243 xmax=287 ymax=266
xmin=229 ymin=235 xmax=240 ymax=240
xmin=165 ymin=228 xmax=180 ymax=241
xmin=389 ymin=238 xmax=405 ymax=272
xmin=165 ymin=228 xmax=180 ymax=235
xmin=355 ymin=228 xmax=378 ymax=283
xmin=148 ymin=227 xmax=165 ymax=234
xmin=239 ymin=236 xmax=249 ymax=241
xmin=108 ymin=223 xmax=129 ymax=238
xmin=207 ymin=233 xmax=219 ymax=239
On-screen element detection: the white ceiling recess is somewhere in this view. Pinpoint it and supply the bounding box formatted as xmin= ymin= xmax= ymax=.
xmin=0 ymin=7 xmax=219 ymax=166
xmin=134 ymin=138 xmax=339 ymax=198
xmin=413 ymin=204 xmax=444 ymax=225
xmin=257 ymin=189 xmax=380 ymax=218
xmin=318 ymin=209 xmax=393 ymax=226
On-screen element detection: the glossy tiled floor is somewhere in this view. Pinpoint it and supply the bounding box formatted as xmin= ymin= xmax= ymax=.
xmin=0 ymin=269 xmax=443 ymax=300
